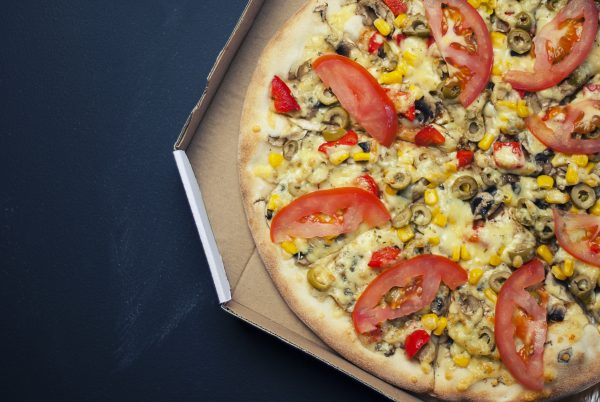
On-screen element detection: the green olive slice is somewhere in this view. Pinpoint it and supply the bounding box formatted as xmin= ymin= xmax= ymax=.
xmin=569 ymin=274 xmax=594 ymax=302
xmin=323 ymin=106 xmax=349 ymax=128
xmin=441 ymin=78 xmax=461 ymax=99
xmin=385 ymin=169 xmax=412 ymax=190
xmin=307 ymin=266 xmax=335 ymax=291
xmin=570 ymin=183 xmax=597 ymax=210
xmin=465 ymin=118 xmax=485 ymax=142
xmin=392 ymin=207 xmax=412 ymax=228
xmin=410 ymin=203 xmax=432 ymax=226
xmin=451 ymin=176 xmax=479 ymax=200
xmin=489 ymin=272 xmax=511 ymax=293
xmin=322 ymin=127 xmax=347 ymax=142
xmin=403 ymin=14 xmax=430 ymax=37
xmin=316 ymin=84 xmax=338 ymax=106
xmin=508 ymin=29 xmax=532 ymax=55
xmin=514 ymin=12 xmax=532 ymax=31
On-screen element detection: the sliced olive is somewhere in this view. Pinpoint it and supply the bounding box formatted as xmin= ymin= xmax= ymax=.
xmin=514 ymin=12 xmax=532 ymax=31
xmin=316 ymin=84 xmax=338 ymax=106
xmin=546 ymin=0 xmax=566 ymax=11
xmin=534 ymin=216 xmax=555 ymax=241
xmin=283 ymin=140 xmax=299 ymax=160
xmin=403 ymin=14 xmax=430 ymax=37
xmin=410 ymin=203 xmax=432 ymax=226
xmin=465 ymin=118 xmax=485 ymax=142
xmin=323 ymin=107 xmax=349 ymax=128
xmin=481 ymin=167 xmax=501 ymax=187
xmin=547 ymin=303 xmax=567 ymax=322
xmin=557 ymin=347 xmax=572 ymax=364
xmin=508 ymin=29 xmax=532 ymax=55
xmin=514 ymin=198 xmax=539 ymax=227
xmin=452 ymin=176 xmax=479 ymax=200
xmin=392 ymin=207 xmax=412 ymax=228
xmin=385 ymin=169 xmax=412 ymax=190
xmin=569 ymin=274 xmax=594 ymax=302
xmin=571 ymin=183 xmax=597 ymax=210
xmin=307 ymin=266 xmax=335 ymax=291
xmin=489 ymin=272 xmax=510 ymax=293
xmin=441 ymin=78 xmax=461 ymax=100
xmin=322 ymin=127 xmax=346 ymax=142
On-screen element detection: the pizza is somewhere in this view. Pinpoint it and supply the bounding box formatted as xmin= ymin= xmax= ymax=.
xmin=238 ymin=0 xmax=600 ymax=399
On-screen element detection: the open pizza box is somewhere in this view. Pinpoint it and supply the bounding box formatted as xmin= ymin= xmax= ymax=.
xmin=173 ymin=1 xmax=599 ymax=400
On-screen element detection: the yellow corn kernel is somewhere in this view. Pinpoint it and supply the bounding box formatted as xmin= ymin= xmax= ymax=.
xmin=478 ymin=134 xmax=495 ymax=151
xmin=385 ymin=185 xmax=398 ymax=196
xmin=512 ymin=255 xmax=524 ymax=268
xmin=424 ymin=189 xmax=438 ymax=206
xmin=396 ymin=61 xmax=409 ymax=75
xmin=268 ymin=152 xmax=284 ymax=168
xmin=585 ymin=177 xmax=599 ymax=187
xmin=516 ymin=100 xmax=530 ymax=118
xmin=573 ymin=155 xmax=589 ymax=167
xmin=281 ymin=241 xmax=298 ymax=255
xmin=490 ymin=32 xmax=506 ymax=47
xmin=591 ymin=200 xmax=600 ymax=216
xmin=484 ymin=288 xmax=498 ymax=303
xmin=434 ymin=317 xmax=447 ymax=336
xmin=374 ymin=18 xmax=392 ymax=36
xmin=421 ymin=314 xmax=439 ymax=331
xmin=469 ymin=268 xmax=484 ymax=285
xmin=451 ymin=246 xmax=461 ymax=262
xmin=563 ymin=259 xmax=574 ymax=277
xmin=397 ymin=226 xmax=415 ymax=243
xmin=453 ymin=354 xmax=471 ymax=368
xmin=585 ymin=162 xmax=596 ymax=173
xmin=468 ymin=0 xmax=481 ymax=8
xmin=492 ymin=63 xmax=504 ymax=76
xmin=552 ymin=265 xmax=567 ymax=281
xmin=433 ymin=213 xmax=448 ymax=228
xmin=329 ymin=152 xmax=350 ymax=166
xmin=379 ymin=70 xmax=403 ymax=85
xmin=545 ymin=189 xmax=570 ymax=204
xmin=429 ymin=236 xmax=440 ymax=246
xmin=496 ymin=100 xmax=517 ymax=110
xmin=394 ymin=13 xmax=408 ymax=28
xmin=253 ymin=164 xmax=273 ymax=179
xmin=352 ymin=152 xmax=371 ymax=162
xmin=252 ymin=125 xmax=261 ymax=133
xmin=267 ymin=194 xmax=281 ymax=211
xmin=489 ymin=254 xmax=502 ymax=267
xmin=403 ymin=50 xmax=419 ymax=66
xmin=569 ymin=206 xmax=580 ymax=214
xmin=444 ymin=161 xmax=458 ymax=173
xmin=537 ymin=245 xmax=554 ymax=264
xmin=566 ymin=163 xmax=579 ymax=185
xmin=461 ymin=245 xmax=472 ymax=261
xmin=537 ymin=175 xmax=554 ymax=190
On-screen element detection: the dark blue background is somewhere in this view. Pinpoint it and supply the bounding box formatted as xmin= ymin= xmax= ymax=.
xmin=2 ymin=1 xmax=383 ymax=400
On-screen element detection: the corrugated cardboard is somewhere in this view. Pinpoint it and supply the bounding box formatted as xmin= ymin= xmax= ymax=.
xmin=174 ymin=1 xmax=600 ymax=400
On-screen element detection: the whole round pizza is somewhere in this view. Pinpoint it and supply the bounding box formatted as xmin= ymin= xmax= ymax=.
xmin=238 ymin=0 xmax=600 ymax=399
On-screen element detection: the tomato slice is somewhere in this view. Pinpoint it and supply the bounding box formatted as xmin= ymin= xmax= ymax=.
xmin=270 ymin=188 xmax=391 ymax=243
xmin=424 ymin=0 xmax=493 ymax=107
xmin=405 ymin=329 xmax=430 ymax=359
xmin=352 ymin=255 xmax=467 ymax=334
xmin=368 ymin=246 xmax=402 ymax=269
xmin=313 ymin=55 xmax=398 ymax=147
xmin=554 ymin=209 xmax=600 ymax=267
xmin=526 ymin=99 xmax=600 ymax=154
xmin=504 ymin=0 xmax=598 ymax=92
xmin=495 ymin=259 xmax=547 ymax=391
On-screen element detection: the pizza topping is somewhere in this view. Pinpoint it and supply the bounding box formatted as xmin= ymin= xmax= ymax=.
xmin=368 ymin=246 xmax=402 ymax=269
xmin=405 ymin=329 xmax=431 ymax=359
xmin=456 ymin=150 xmax=474 ymax=168
xmin=271 ymin=75 xmax=300 ymax=113
xmin=313 ymin=54 xmax=398 ymax=147
xmin=553 ymin=209 xmax=600 ymax=267
xmin=493 ymin=142 xmax=525 ymax=170
xmin=495 ymin=259 xmax=547 ymax=391
xmin=415 ymin=125 xmax=446 ymax=146
xmin=424 ymin=0 xmax=493 ymax=107
xmin=318 ymin=130 xmax=359 ymax=154
xmin=383 ymin=0 xmax=408 ymax=16
xmin=355 ymin=174 xmax=380 ymax=197
xmin=504 ymin=0 xmax=599 ymax=92
xmin=270 ymin=187 xmax=391 ymax=243
xmin=368 ymin=32 xmax=386 ymax=54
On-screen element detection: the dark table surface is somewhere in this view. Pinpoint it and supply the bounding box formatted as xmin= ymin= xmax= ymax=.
xmin=2 ymin=1 xmax=384 ymax=401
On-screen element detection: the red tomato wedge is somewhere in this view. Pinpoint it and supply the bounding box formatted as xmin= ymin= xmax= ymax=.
xmin=270 ymin=188 xmax=391 ymax=243
xmin=352 ymin=255 xmax=467 ymax=334
xmin=504 ymin=0 xmax=598 ymax=92
xmin=424 ymin=0 xmax=493 ymax=107
xmin=554 ymin=209 xmax=600 ymax=267
xmin=313 ymin=55 xmax=398 ymax=147
xmin=495 ymin=259 xmax=547 ymax=391
xmin=526 ymin=99 xmax=600 ymax=154
xmin=368 ymin=247 xmax=402 ymax=269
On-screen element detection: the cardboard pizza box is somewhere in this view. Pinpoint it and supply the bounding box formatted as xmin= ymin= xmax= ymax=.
xmin=173 ymin=1 xmax=599 ymax=400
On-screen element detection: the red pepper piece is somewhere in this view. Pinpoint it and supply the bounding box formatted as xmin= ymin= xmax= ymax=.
xmin=415 ymin=125 xmax=445 ymax=146
xmin=456 ymin=150 xmax=474 ymax=168
xmin=271 ymin=75 xmax=300 ymax=113
xmin=405 ymin=329 xmax=430 ymax=359
xmin=403 ymin=104 xmax=416 ymax=121
xmin=318 ymin=130 xmax=359 ymax=154
xmin=384 ymin=0 xmax=408 ymax=15
xmin=368 ymin=32 xmax=385 ymax=54
xmin=356 ymin=174 xmax=380 ymax=198
xmin=395 ymin=33 xmax=407 ymax=46
xmin=368 ymin=247 xmax=401 ymax=269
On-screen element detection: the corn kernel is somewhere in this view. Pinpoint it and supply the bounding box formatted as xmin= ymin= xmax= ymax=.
xmin=268 ymin=152 xmax=284 ymax=168
xmin=537 ymin=175 xmax=554 ymax=190
xmin=566 ymin=163 xmax=579 ymax=185
xmin=444 ymin=161 xmax=458 ymax=173
xmin=573 ymin=155 xmax=589 ymax=167
xmin=569 ymin=206 xmax=580 ymax=214
xmin=490 ymin=32 xmax=506 ymax=47
xmin=397 ymin=226 xmax=415 ymax=243
xmin=396 ymin=61 xmax=408 ymax=75
xmin=468 ymin=0 xmax=481 ymax=7
xmin=352 ymin=152 xmax=371 ymax=162
xmin=591 ymin=200 xmax=600 ymax=216
xmin=421 ymin=314 xmax=439 ymax=331
xmin=552 ymin=265 xmax=567 ymax=281
xmin=484 ymin=288 xmax=498 ymax=303
xmin=545 ymin=189 xmax=570 ymax=204
xmin=469 ymin=268 xmax=484 ymax=285
xmin=281 ymin=240 xmax=298 ymax=255
xmin=267 ymin=194 xmax=281 ymax=211
xmin=379 ymin=70 xmax=403 ymax=85
xmin=451 ymin=246 xmax=461 ymax=262
xmin=453 ymin=354 xmax=471 ymax=368
xmin=434 ymin=317 xmax=447 ymax=336
xmin=585 ymin=177 xmax=599 ymax=187
xmin=393 ymin=13 xmax=408 ymax=28
xmin=489 ymin=254 xmax=502 ymax=267
xmin=385 ymin=185 xmax=398 ymax=196
xmin=492 ymin=62 xmax=504 ymax=76
xmin=478 ymin=134 xmax=495 ymax=151
xmin=517 ymin=100 xmax=530 ymax=118
xmin=512 ymin=255 xmax=523 ymax=268
xmin=496 ymin=100 xmax=517 ymax=110
xmin=563 ymin=259 xmax=574 ymax=277
xmin=461 ymin=245 xmax=471 ymax=261
xmin=537 ymin=245 xmax=554 ymax=264
xmin=424 ymin=189 xmax=438 ymax=206
xmin=433 ymin=213 xmax=448 ymax=227
xmin=252 ymin=125 xmax=261 ymax=132
xmin=429 ymin=236 xmax=440 ymax=246
xmin=585 ymin=162 xmax=596 ymax=173
xmin=329 ymin=151 xmax=350 ymax=166
xmin=403 ymin=50 xmax=419 ymax=66
xmin=374 ymin=18 xmax=392 ymax=36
